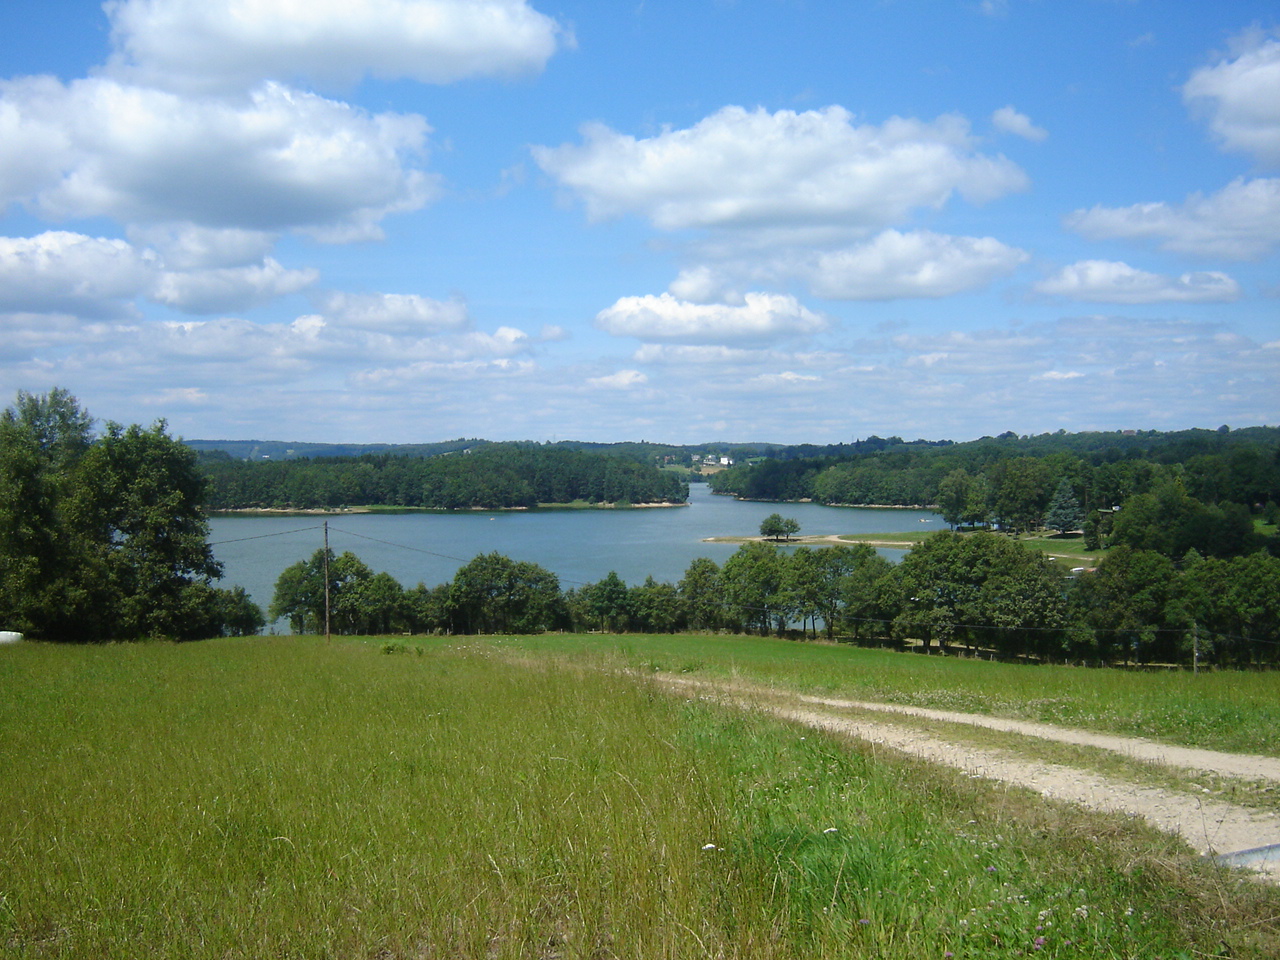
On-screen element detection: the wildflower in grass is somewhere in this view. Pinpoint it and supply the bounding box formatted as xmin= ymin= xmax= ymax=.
xmin=1034 ymin=936 xmax=1046 ymax=949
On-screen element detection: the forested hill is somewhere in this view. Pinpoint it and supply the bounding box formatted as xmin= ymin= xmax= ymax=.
xmin=199 ymin=444 xmax=689 ymax=510
xmin=708 ymin=427 xmax=1280 ymax=506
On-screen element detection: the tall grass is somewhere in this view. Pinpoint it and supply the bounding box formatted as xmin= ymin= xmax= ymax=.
xmin=1 ymin=637 xmax=1277 ymax=958
xmin=510 ymin=633 xmax=1280 ymax=755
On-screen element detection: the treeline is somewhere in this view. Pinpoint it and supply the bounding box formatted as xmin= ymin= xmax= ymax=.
xmin=0 ymin=390 xmax=263 ymax=642
xmin=200 ymin=444 xmax=689 ymax=510
xmin=271 ymin=533 xmax=1280 ymax=667
xmin=709 ymin=427 xmax=1280 ymax=558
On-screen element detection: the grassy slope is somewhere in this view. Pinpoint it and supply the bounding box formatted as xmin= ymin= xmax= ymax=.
xmin=2 ymin=637 xmax=1279 ymax=958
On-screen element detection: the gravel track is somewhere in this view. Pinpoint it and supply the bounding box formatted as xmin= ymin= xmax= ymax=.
xmin=657 ymin=676 xmax=1280 ymax=880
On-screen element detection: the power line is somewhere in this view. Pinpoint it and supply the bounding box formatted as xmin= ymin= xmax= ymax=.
xmin=208 ymin=524 xmax=323 ymax=546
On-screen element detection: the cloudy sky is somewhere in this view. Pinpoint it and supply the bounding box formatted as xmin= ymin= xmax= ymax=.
xmin=1 ymin=0 xmax=1277 ymax=444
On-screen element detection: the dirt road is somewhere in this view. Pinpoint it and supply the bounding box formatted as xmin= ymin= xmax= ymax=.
xmin=658 ymin=676 xmax=1280 ymax=880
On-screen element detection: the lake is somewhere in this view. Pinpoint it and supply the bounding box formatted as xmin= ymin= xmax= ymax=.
xmin=208 ymin=483 xmax=943 ymax=619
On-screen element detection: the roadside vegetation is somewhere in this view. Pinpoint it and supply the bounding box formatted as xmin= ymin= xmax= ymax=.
xmin=3 ymin=636 xmax=1278 ymax=959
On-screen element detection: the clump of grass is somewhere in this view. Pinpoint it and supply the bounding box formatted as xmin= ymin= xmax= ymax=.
xmin=1 ymin=637 xmax=1277 ymax=958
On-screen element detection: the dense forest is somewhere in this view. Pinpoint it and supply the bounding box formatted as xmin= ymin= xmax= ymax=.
xmin=707 ymin=427 xmax=1280 ymax=560
xmin=198 ymin=443 xmax=689 ymax=510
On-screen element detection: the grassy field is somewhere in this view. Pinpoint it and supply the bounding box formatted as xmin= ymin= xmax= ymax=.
xmin=2 ymin=636 xmax=1278 ymax=959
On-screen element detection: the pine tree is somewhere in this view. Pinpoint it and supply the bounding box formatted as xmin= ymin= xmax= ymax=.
xmin=1045 ymin=478 xmax=1084 ymax=534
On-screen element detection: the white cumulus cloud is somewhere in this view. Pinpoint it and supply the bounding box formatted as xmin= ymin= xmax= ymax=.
xmin=1183 ymin=29 xmax=1280 ymax=165
xmin=1034 ymin=260 xmax=1240 ymax=304
xmin=153 ymin=258 xmax=318 ymax=313
xmin=595 ymin=292 xmax=826 ymax=343
xmin=0 ymin=77 xmax=435 ymax=239
xmin=588 ymin=369 xmax=648 ymax=389
xmin=128 ymin=224 xmax=278 ymax=270
xmin=0 ymin=231 xmax=156 ymax=318
xmin=104 ymin=0 xmax=568 ymax=95
xmin=1066 ymin=176 xmax=1280 ymax=260
xmin=808 ymin=230 xmax=1029 ymax=299
xmin=991 ymin=105 xmax=1048 ymax=142
xmin=533 ymin=105 xmax=1028 ymax=233
xmin=319 ymin=291 xmax=471 ymax=333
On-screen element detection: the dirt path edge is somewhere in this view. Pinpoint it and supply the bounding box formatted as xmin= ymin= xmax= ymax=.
xmin=655 ymin=675 xmax=1280 ymax=881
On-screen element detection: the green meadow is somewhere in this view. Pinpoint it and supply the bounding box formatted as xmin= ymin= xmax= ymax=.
xmin=2 ymin=635 xmax=1279 ymax=959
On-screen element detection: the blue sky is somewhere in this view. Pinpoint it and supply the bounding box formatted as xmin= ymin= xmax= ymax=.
xmin=1 ymin=0 xmax=1277 ymax=444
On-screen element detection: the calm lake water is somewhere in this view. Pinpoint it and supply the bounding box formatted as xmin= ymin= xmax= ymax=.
xmin=209 ymin=483 xmax=942 ymax=617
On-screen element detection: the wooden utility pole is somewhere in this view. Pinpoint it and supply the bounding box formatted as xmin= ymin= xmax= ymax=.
xmin=323 ymin=520 xmax=331 ymax=643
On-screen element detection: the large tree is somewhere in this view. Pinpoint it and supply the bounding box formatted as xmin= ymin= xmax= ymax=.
xmin=78 ymin=421 xmax=225 ymax=641
xmin=678 ymin=557 xmax=723 ymax=632
xmin=1 ymin=390 xmax=253 ymax=641
xmin=270 ymin=549 xmax=407 ymax=635
xmin=446 ymin=552 xmax=564 ymax=635
xmin=894 ymin=531 xmax=1067 ymax=656
xmin=1044 ymin=478 xmax=1084 ymax=534
xmin=722 ymin=542 xmax=785 ymax=635
xmin=760 ymin=513 xmax=801 ymax=542
xmin=1071 ymin=547 xmax=1185 ymax=664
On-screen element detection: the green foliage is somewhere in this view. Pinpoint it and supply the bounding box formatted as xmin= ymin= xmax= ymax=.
xmin=895 ymin=531 xmax=1068 ymax=656
xmin=722 ymin=541 xmax=786 ymax=635
xmin=1180 ymin=552 xmax=1280 ymax=665
xmin=678 ymin=557 xmax=723 ymax=632
xmin=627 ymin=575 xmax=684 ymax=633
xmin=0 ymin=389 xmax=258 ymax=641
xmin=1044 ymin=477 xmax=1084 ymax=533
xmin=201 ymin=443 xmax=689 ymax=510
xmin=759 ymin=511 xmax=800 ymax=541
xmin=708 ymin=426 xmax=1280 ymax=551
xmin=270 ymin=549 xmax=412 ymax=635
xmin=446 ymin=552 xmax=564 ymax=634
xmin=1109 ymin=480 xmax=1262 ymax=558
